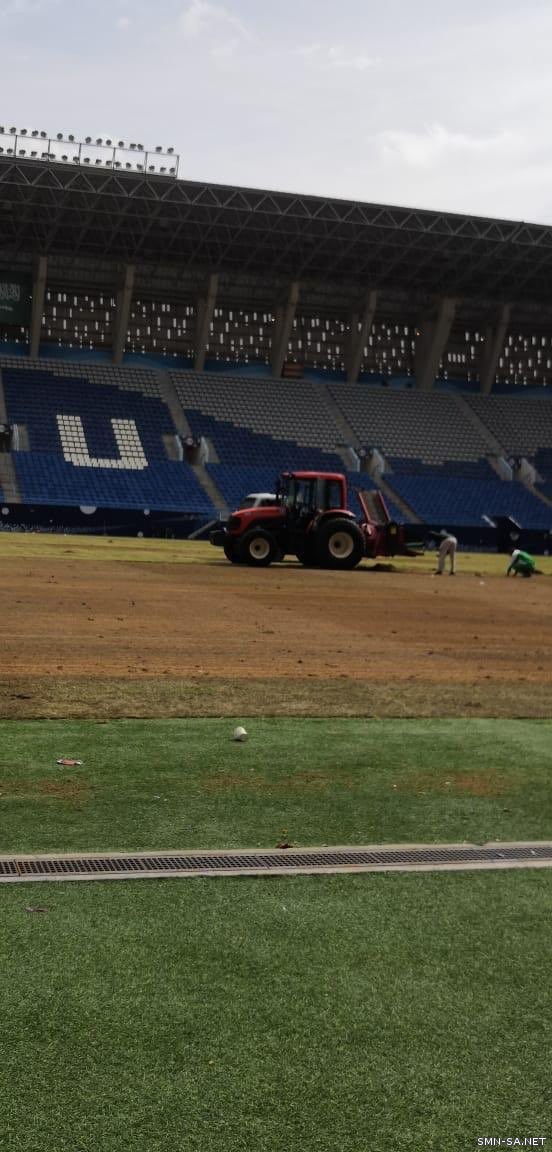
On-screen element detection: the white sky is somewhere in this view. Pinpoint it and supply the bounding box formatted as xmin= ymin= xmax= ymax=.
xmin=2 ymin=0 xmax=552 ymax=222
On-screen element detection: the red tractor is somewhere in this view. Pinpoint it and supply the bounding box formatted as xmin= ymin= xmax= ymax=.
xmin=210 ymin=470 xmax=421 ymax=569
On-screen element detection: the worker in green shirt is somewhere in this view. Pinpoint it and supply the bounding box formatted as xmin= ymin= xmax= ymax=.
xmin=506 ymin=549 xmax=536 ymax=577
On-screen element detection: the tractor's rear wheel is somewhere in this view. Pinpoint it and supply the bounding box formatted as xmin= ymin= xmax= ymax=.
xmin=316 ymin=519 xmax=364 ymax=570
xmin=239 ymin=528 xmax=277 ymax=567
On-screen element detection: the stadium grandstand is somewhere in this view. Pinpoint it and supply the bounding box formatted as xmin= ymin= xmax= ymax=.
xmin=1 ymin=128 xmax=552 ymax=543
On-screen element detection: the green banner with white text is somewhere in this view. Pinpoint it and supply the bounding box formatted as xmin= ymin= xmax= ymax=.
xmin=0 ymin=277 xmax=31 ymax=325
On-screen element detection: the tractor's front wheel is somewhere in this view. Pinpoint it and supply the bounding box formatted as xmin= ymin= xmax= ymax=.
xmin=239 ymin=528 xmax=277 ymax=567
xmin=316 ymin=519 xmax=364 ymax=570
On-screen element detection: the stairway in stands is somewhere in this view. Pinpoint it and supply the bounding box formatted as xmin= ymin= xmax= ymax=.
xmin=156 ymin=370 xmax=227 ymax=514
xmin=0 ymin=368 xmax=21 ymax=502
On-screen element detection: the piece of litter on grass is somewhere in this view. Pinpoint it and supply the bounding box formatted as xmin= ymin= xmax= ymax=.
xmin=26 ymin=906 xmax=48 ymax=914
xmin=56 ymin=758 xmax=83 ymax=767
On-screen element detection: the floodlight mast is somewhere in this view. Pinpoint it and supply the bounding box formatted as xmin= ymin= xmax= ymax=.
xmin=0 ymin=127 xmax=180 ymax=177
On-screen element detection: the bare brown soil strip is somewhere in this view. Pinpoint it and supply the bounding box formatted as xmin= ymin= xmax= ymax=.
xmin=0 ymin=557 xmax=550 ymax=718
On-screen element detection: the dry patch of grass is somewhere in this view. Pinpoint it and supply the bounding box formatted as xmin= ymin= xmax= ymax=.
xmin=0 ymin=776 xmax=91 ymax=800
xmin=1 ymin=532 xmax=551 ymax=578
xmin=0 ymin=676 xmax=550 ymax=720
xmin=400 ymin=771 xmax=516 ymax=797
xmin=202 ymin=768 xmax=357 ymax=794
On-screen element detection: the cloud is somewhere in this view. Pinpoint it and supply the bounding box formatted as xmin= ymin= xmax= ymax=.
xmin=178 ymin=0 xmax=249 ymax=42
xmin=0 ymin=0 xmax=47 ymax=12
xmin=297 ymin=42 xmax=380 ymax=72
xmin=116 ymin=14 xmax=130 ymax=28
xmin=0 ymin=0 xmax=60 ymax=14
xmin=378 ymin=123 xmax=512 ymax=169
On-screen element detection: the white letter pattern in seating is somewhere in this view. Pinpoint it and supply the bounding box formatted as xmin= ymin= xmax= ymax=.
xmin=57 ymin=415 xmax=148 ymax=470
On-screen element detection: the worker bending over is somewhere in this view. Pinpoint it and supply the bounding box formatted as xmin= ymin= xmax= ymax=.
xmin=506 ymin=549 xmax=536 ymax=578
xmin=434 ymin=530 xmax=457 ymax=576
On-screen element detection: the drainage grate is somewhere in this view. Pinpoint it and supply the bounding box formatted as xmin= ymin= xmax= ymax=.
xmin=1 ymin=842 xmax=552 ymax=883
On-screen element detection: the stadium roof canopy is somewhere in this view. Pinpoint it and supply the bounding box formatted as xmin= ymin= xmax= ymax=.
xmin=2 ymin=156 xmax=552 ymax=308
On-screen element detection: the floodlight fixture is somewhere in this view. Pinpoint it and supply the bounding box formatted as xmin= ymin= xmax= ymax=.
xmin=118 ymin=140 xmax=124 ymax=147
xmin=85 ymin=136 xmax=92 ymax=143
xmin=129 ymin=143 xmax=136 ymax=149
xmin=167 ymin=147 xmax=174 ymax=154
xmin=61 ymin=154 xmax=68 ymax=161
xmin=155 ymin=146 xmax=162 ymax=152
xmin=96 ymin=137 xmax=102 ymax=145
xmin=148 ymin=164 xmax=155 ymax=172
xmin=137 ymin=143 xmax=144 ymax=150
xmin=125 ymin=162 xmax=132 ymax=168
xmin=95 ymin=158 xmax=102 ymax=165
xmin=9 ymin=127 xmax=16 ymax=133
xmin=56 ymin=132 xmax=63 ymax=140
xmin=20 ymin=128 xmax=28 ymax=135
xmin=31 ymin=129 xmax=39 ymax=137
xmin=83 ymin=157 xmax=90 ymax=164
xmin=40 ymin=130 xmax=47 ymax=138
xmin=105 ymin=138 xmax=112 ymax=145
xmin=68 ymin=134 xmax=75 ymax=142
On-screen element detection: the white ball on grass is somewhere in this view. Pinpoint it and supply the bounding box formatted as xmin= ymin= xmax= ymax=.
xmin=233 ymin=726 xmax=248 ymax=742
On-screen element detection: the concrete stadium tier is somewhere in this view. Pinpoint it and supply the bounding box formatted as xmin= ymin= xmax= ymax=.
xmin=467 ymin=395 xmax=552 ymax=457
xmin=171 ymin=372 xmax=344 ymax=453
xmin=328 ymin=386 xmax=490 ymax=463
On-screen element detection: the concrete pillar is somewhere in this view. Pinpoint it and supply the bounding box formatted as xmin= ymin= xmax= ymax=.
xmin=346 ymin=289 xmax=377 ymax=383
xmin=29 ymin=255 xmax=47 ymax=358
xmin=479 ymin=304 xmax=510 ymax=394
xmin=112 ymin=263 xmax=135 ymax=365
xmin=194 ymin=273 xmax=218 ymax=371
xmin=415 ymin=296 xmax=457 ymax=391
xmin=271 ymin=281 xmax=300 ymax=378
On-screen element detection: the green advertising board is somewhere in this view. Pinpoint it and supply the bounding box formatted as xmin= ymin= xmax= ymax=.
xmin=0 ymin=277 xmax=31 ymax=325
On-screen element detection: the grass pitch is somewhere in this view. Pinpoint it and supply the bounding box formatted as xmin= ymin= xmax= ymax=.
xmin=1 ymin=535 xmax=550 ymax=1151
xmin=2 ymin=870 xmax=550 ymax=1152
xmin=1 ymin=717 xmax=551 ymax=854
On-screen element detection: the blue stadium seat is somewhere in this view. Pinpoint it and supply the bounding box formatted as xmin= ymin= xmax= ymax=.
xmin=389 ymin=470 xmax=552 ymax=528
xmin=3 ymin=367 xmax=214 ymax=514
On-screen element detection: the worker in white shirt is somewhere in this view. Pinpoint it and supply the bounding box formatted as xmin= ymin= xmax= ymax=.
xmin=434 ymin=529 xmax=457 ymax=576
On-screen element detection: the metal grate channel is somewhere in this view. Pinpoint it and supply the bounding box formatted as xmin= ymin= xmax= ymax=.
xmin=1 ymin=842 xmax=552 ymax=883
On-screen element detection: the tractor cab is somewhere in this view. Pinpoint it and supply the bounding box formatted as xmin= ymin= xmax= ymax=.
xmin=278 ymin=471 xmax=348 ymax=518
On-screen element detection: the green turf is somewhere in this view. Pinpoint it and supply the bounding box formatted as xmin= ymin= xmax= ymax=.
xmin=1 ymin=870 xmax=550 ymax=1152
xmin=1 ymin=717 xmax=551 ymax=853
